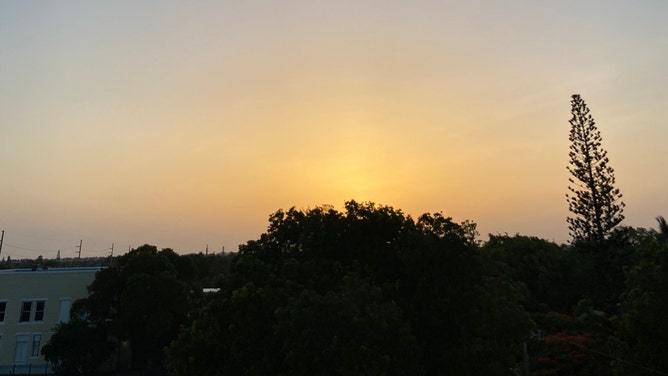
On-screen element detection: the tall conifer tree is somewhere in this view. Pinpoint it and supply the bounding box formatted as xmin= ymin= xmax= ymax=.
xmin=566 ymin=94 xmax=625 ymax=243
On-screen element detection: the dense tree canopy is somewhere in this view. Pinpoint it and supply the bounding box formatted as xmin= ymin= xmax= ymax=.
xmin=42 ymin=317 xmax=112 ymax=376
xmin=483 ymin=234 xmax=565 ymax=311
xmin=168 ymin=201 xmax=532 ymax=375
xmin=43 ymin=245 xmax=234 ymax=375
xmin=40 ymin=201 xmax=668 ymax=376
xmin=81 ymin=245 xmax=190 ymax=371
xmin=612 ymin=240 xmax=668 ymax=375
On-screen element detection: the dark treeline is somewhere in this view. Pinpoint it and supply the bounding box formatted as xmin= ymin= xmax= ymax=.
xmin=40 ymin=203 xmax=668 ymax=375
xmin=0 ymin=255 xmax=113 ymax=269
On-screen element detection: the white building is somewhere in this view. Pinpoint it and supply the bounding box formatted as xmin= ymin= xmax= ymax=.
xmin=0 ymin=267 xmax=99 ymax=374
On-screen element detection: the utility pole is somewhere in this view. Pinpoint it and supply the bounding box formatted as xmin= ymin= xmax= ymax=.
xmin=109 ymin=243 xmax=114 ymax=267
xmin=76 ymin=240 xmax=82 ymax=266
xmin=0 ymin=230 xmax=4 ymax=259
xmin=205 ymin=244 xmax=208 ymax=256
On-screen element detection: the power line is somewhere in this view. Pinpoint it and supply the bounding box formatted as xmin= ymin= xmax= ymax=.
xmin=3 ymin=252 xmax=29 ymax=258
xmin=3 ymin=242 xmax=112 ymax=256
xmin=3 ymin=243 xmax=70 ymax=253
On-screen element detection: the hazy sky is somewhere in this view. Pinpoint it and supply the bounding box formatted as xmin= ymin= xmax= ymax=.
xmin=2 ymin=1 xmax=667 ymax=259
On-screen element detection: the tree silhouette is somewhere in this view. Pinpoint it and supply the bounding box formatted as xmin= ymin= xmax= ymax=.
xmin=655 ymin=216 xmax=668 ymax=244
xmin=566 ymin=94 xmax=625 ymax=243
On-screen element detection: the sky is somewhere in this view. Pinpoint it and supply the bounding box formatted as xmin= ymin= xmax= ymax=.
xmin=1 ymin=1 xmax=667 ymax=259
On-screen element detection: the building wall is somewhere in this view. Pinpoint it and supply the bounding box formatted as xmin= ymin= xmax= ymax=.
xmin=0 ymin=267 xmax=98 ymax=370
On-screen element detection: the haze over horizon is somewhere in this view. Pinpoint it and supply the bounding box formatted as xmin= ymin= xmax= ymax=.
xmin=2 ymin=1 xmax=667 ymax=259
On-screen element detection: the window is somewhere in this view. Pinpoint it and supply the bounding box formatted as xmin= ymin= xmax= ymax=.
xmin=58 ymin=299 xmax=72 ymax=323
xmin=14 ymin=335 xmax=28 ymax=364
xmin=0 ymin=301 xmax=6 ymax=323
xmin=19 ymin=302 xmax=32 ymax=323
xmin=18 ymin=300 xmax=46 ymax=323
xmin=31 ymin=334 xmax=41 ymax=357
xmin=34 ymin=301 xmax=45 ymax=321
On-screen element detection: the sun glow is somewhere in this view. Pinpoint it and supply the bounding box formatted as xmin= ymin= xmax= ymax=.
xmin=3 ymin=1 xmax=666 ymax=255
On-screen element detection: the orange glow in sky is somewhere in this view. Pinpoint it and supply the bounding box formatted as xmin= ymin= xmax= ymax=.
xmin=2 ymin=1 xmax=668 ymax=257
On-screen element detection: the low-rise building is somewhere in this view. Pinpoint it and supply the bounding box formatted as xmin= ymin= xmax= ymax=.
xmin=0 ymin=267 xmax=99 ymax=374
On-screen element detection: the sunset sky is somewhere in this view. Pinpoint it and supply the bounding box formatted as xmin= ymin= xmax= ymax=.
xmin=2 ymin=1 xmax=667 ymax=259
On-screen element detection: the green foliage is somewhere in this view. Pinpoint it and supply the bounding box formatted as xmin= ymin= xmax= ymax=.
xmin=567 ymin=94 xmax=625 ymax=244
xmin=53 ymin=200 xmax=668 ymax=375
xmin=654 ymin=216 xmax=668 ymax=244
xmin=168 ymin=201 xmax=532 ymax=375
xmin=612 ymin=241 xmax=668 ymax=375
xmin=563 ymin=227 xmax=646 ymax=313
xmin=273 ymin=274 xmax=422 ymax=376
xmin=483 ymin=234 xmax=564 ymax=310
xmin=41 ymin=318 xmax=113 ymax=376
xmin=44 ymin=244 xmax=198 ymax=374
xmin=92 ymin=245 xmax=191 ymax=369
